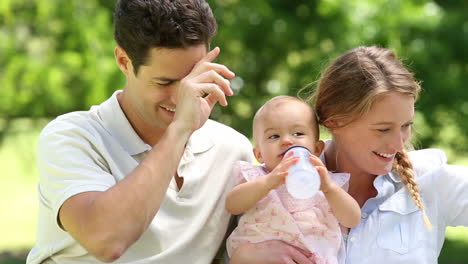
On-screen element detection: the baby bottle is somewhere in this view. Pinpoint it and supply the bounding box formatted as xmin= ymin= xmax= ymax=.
xmin=285 ymin=146 xmax=321 ymax=199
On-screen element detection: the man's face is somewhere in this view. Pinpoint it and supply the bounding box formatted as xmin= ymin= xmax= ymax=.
xmin=118 ymin=44 xmax=207 ymax=134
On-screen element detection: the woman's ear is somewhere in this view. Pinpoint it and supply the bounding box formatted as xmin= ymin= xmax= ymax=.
xmin=314 ymin=140 xmax=325 ymax=156
xmin=324 ymin=120 xmax=337 ymax=129
xmin=114 ymin=46 xmax=134 ymax=77
xmin=253 ymin=147 xmax=264 ymax=164
xmin=324 ymin=120 xmax=340 ymax=134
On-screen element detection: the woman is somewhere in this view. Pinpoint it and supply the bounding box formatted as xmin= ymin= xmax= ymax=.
xmin=230 ymin=46 xmax=468 ymax=264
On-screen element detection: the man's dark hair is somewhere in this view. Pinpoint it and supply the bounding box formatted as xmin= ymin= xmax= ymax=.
xmin=114 ymin=0 xmax=217 ymax=74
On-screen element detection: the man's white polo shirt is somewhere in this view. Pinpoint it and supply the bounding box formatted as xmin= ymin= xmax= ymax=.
xmin=27 ymin=90 xmax=254 ymax=264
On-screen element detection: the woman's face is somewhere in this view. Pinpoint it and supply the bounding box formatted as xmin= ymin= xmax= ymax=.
xmin=331 ymin=92 xmax=415 ymax=177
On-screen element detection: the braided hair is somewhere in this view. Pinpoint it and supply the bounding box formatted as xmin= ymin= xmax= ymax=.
xmin=306 ymin=46 xmax=432 ymax=230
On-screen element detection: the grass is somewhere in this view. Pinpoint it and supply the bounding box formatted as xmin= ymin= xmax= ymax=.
xmin=0 ymin=119 xmax=467 ymax=263
xmin=0 ymin=120 xmax=44 ymax=254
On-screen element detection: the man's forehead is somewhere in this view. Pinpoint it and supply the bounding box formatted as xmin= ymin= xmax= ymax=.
xmin=142 ymin=46 xmax=207 ymax=79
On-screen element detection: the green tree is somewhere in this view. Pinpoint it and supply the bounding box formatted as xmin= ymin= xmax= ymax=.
xmin=0 ymin=0 xmax=467 ymax=263
xmin=208 ymin=0 xmax=468 ymax=156
xmin=0 ymin=0 xmax=122 ymax=139
xmin=0 ymin=0 xmax=467 ymax=155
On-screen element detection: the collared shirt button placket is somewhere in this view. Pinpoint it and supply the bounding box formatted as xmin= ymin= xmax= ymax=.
xmin=345 ymin=219 xmax=364 ymax=264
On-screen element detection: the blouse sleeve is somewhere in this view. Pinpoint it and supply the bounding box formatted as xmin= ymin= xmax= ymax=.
xmin=436 ymin=164 xmax=468 ymax=226
xmin=410 ymin=148 xmax=468 ymax=227
xmin=232 ymin=160 xmax=262 ymax=186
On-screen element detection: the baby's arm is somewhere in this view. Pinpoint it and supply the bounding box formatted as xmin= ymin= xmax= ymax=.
xmin=225 ymin=175 xmax=274 ymax=215
xmin=322 ymin=180 xmax=361 ymax=228
xmin=226 ymin=153 xmax=299 ymax=215
xmin=309 ymin=155 xmax=361 ymax=228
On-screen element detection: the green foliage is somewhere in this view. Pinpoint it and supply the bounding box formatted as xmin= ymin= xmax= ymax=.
xmin=0 ymin=0 xmax=123 ymax=119
xmin=1 ymin=2 xmax=467 ymax=262
xmin=207 ymin=0 xmax=468 ymax=154
xmin=1 ymin=0 xmax=467 ymax=154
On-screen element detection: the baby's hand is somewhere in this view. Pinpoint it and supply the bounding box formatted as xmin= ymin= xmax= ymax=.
xmin=309 ymin=155 xmax=339 ymax=194
xmin=264 ymin=151 xmax=299 ymax=190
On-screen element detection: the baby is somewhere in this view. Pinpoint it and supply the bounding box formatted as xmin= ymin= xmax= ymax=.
xmin=226 ymin=96 xmax=361 ymax=264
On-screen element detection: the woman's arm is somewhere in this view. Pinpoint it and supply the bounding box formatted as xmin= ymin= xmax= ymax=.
xmin=225 ymin=176 xmax=273 ymax=215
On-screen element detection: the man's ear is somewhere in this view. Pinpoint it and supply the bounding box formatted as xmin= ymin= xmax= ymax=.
xmin=253 ymin=147 xmax=264 ymax=164
xmin=114 ymin=46 xmax=133 ymax=77
xmin=314 ymin=140 xmax=325 ymax=156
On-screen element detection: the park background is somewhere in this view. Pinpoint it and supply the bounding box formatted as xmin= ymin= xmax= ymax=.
xmin=0 ymin=0 xmax=467 ymax=263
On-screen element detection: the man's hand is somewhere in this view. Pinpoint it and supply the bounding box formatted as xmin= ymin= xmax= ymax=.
xmin=174 ymin=47 xmax=235 ymax=132
xmin=230 ymin=240 xmax=315 ymax=264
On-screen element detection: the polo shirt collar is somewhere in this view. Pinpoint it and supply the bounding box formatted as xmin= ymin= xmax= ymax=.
xmin=97 ymin=90 xmax=214 ymax=156
xmin=187 ymin=125 xmax=214 ymax=154
xmin=179 ymin=122 xmax=215 ymax=167
xmin=97 ymin=90 xmax=149 ymax=155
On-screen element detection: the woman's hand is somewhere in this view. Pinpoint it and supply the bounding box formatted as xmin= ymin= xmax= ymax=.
xmin=230 ymin=240 xmax=314 ymax=264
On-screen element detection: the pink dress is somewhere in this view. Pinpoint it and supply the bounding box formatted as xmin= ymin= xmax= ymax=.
xmin=227 ymin=161 xmax=350 ymax=264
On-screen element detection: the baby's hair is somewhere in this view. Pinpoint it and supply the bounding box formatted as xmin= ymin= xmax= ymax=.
xmin=252 ymin=96 xmax=319 ymax=144
xmin=306 ymin=46 xmax=432 ymax=230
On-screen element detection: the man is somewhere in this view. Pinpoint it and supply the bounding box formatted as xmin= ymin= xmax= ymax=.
xmin=26 ymin=0 xmax=253 ymax=263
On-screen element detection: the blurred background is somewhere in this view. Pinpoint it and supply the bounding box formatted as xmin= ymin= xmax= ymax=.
xmin=0 ymin=0 xmax=467 ymax=263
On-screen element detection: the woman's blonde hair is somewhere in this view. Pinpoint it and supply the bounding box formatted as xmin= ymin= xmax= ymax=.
xmin=306 ymin=46 xmax=432 ymax=230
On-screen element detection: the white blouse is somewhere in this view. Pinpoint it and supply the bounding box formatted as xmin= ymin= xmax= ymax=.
xmin=334 ymin=148 xmax=468 ymax=264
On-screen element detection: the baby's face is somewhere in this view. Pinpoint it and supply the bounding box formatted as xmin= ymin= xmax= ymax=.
xmin=253 ymin=101 xmax=319 ymax=172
